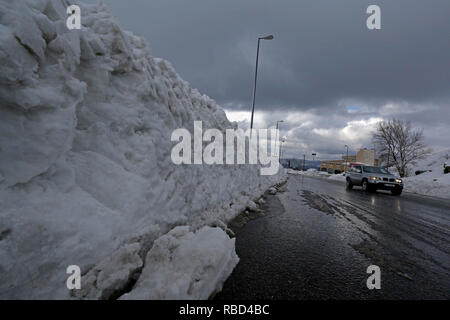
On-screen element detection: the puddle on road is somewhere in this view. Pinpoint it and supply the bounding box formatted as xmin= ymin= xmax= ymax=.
xmin=301 ymin=190 xmax=336 ymax=215
xmin=300 ymin=190 xmax=355 ymax=223
xmin=300 ymin=189 xmax=418 ymax=282
xmin=352 ymin=238 xmax=414 ymax=281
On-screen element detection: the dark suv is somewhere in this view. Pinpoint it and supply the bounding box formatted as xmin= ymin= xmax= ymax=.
xmin=346 ymin=165 xmax=404 ymax=195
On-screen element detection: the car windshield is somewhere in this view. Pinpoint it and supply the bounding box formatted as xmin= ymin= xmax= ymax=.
xmin=363 ymin=166 xmax=389 ymax=174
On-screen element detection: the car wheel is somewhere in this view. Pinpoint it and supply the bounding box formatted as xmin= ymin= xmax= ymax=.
xmin=346 ymin=179 xmax=353 ymax=190
xmin=362 ymin=180 xmax=371 ymax=192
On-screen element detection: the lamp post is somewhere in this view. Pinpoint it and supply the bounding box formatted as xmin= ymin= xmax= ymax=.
xmin=280 ymin=137 xmax=286 ymax=164
xmin=276 ymin=120 xmax=284 ymax=162
xmin=250 ymin=35 xmax=274 ymax=131
xmin=344 ymin=145 xmax=349 ymax=173
xmin=276 ymin=120 xmax=284 ymax=130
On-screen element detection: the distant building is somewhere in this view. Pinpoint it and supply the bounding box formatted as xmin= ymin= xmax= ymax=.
xmin=319 ymin=159 xmax=347 ymax=174
xmin=357 ymin=148 xmax=377 ymax=166
xmin=320 ymin=148 xmax=378 ymax=173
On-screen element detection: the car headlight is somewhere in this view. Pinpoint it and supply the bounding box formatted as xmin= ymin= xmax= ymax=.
xmin=370 ymin=176 xmax=380 ymax=181
xmin=395 ymin=179 xmax=403 ymax=183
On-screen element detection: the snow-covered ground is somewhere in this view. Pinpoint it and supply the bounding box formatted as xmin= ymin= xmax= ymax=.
xmin=0 ymin=0 xmax=284 ymax=299
xmin=403 ymin=149 xmax=450 ymax=199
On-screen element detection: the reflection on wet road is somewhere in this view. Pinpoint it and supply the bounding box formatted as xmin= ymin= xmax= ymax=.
xmin=216 ymin=175 xmax=450 ymax=299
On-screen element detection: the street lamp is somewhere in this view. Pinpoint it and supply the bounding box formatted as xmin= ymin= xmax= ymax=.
xmin=276 ymin=120 xmax=284 ymax=130
xmin=250 ymin=35 xmax=274 ymax=131
xmin=276 ymin=120 xmax=284 ymax=162
xmin=280 ymin=137 xmax=286 ymax=164
xmin=344 ymin=145 xmax=349 ymax=172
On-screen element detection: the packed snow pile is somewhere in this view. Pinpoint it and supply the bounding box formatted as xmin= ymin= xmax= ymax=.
xmin=403 ymin=149 xmax=450 ymax=199
xmin=0 ymin=0 xmax=283 ymax=299
xmin=120 ymin=226 xmax=239 ymax=300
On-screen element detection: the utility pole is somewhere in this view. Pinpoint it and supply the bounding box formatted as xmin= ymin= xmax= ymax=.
xmin=303 ymin=154 xmax=306 ymax=171
xmin=276 ymin=120 xmax=284 ymax=162
xmin=279 ymin=138 xmax=286 ymax=165
xmin=344 ymin=145 xmax=349 ymax=173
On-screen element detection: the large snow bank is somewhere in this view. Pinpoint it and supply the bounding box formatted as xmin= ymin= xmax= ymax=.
xmin=403 ymin=149 xmax=450 ymax=199
xmin=120 ymin=226 xmax=239 ymax=300
xmin=0 ymin=0 xmax=283 ymax=299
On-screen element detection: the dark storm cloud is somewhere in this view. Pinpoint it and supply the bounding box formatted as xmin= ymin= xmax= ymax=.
xmin=91 ymin=0 xmax=450 ymax=111
xmin=84 ymin=0 xmax=449 ymax=155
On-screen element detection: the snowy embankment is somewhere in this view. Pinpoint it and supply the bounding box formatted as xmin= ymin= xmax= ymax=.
xmin=0 ymin=0 xmax=284 ymax=299
xmin=402 ymin=150 xmax=450 ymax=199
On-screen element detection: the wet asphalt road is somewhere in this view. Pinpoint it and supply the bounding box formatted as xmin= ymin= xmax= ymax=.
xmin=216 ymin=175 xmax=450 ymax=300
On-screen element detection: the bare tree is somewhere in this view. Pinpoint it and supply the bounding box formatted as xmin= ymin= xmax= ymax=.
xmin=373 ymin=119 xmax=430 ymax=177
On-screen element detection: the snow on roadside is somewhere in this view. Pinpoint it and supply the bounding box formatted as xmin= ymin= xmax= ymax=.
xmin=120 ymin=226 xmax=239 ymax=300
xmin=403 ymin=150 xmax=450 ymax=199
xmin=0 ymin=0 xmax=284 ymax=299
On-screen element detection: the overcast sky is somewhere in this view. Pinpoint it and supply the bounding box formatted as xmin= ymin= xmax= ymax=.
xmin=85 ymin=0 xmax=450 ymax=159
